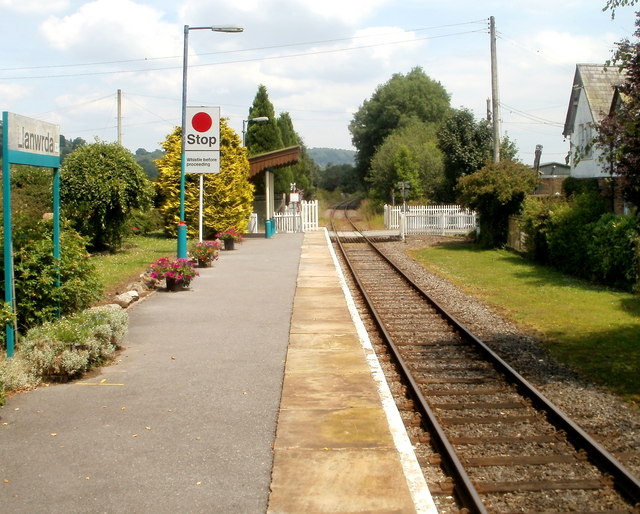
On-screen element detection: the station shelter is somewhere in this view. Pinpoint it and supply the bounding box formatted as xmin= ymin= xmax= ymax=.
xmin=248 ymin=146 xmax=300 ymax=237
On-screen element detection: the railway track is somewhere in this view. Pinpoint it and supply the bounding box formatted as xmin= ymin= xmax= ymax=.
xmin=329 ymin=204 xmax=640 ymax=513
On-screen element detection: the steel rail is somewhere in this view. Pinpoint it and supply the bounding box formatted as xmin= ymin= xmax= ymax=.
xmin=332 ymin=206 xmax=640 ymax=509
xmin=330 ymin=206 xmax=488 ymax=514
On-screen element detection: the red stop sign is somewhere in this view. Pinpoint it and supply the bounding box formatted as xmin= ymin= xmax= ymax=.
xmin=191 ymin=112 xmax=213 ymax=133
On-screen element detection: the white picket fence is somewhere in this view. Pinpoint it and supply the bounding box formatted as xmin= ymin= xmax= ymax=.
xmin=274 ymin=200 xmax=319 ymax=233
xmin=384 ymin=204 xmax=478 ymax=235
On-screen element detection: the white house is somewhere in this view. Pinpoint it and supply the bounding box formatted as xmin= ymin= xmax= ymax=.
xmin=562 ymin=64 xmax=624 ymax=178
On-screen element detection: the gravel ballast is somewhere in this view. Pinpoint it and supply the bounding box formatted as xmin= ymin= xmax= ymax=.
xmin=378 ymin=235 xmax=640 ymax=478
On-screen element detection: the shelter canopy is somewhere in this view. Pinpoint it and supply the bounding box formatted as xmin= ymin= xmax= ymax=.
xmin=248 ymin=146 xmax=300 ymax=178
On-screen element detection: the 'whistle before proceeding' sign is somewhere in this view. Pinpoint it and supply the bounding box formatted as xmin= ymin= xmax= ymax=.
xmin=184 ymin=106 xmax=220 ymax=174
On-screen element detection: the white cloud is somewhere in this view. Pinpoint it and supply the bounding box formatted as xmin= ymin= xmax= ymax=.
xmin=3 ymin=0 xmax=636 ymax=157
xmin=0 ymin=0 xmax=69 ymax=15
xmin=301 ymin=0 xmax=392 ymax=22
xmin=0 ymin=83 xmax=33 ymax=103
xmin=40 ymin=0 xmax=179 ymax=59
xmin=529 ymin=31 xmax=617 ymax=66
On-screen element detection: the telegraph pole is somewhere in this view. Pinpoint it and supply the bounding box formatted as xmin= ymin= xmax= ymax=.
xmin=117 ymin=89 xmax=122 ymax=145
xmin=490 ymin=16 xmax=500 ymax=163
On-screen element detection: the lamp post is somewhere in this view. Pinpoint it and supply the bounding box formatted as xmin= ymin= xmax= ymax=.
xmin=242 ymin=116 xmax=269 ymax=146
xmin=178 ymin=24 xmax=243 ymax=258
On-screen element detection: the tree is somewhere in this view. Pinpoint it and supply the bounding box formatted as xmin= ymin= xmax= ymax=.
xmin=457 ymin=160 xmax=539 ymax=247
xmin=317 ymin=164 xmax=359 ymax=193
xmin=593 ymin=13 xmax=640 ymax=210
xmin=155 ymin=119 xmax=254 ymax=238
xmin=367 ymin=119 xmax=444 ymax=204
xmin=59 ymin=135 xmax=86 ymax=162
xmin=603 ymin=0 xmax=638 ymax=17
xmin=61 ymin=141 xmax=154 ymax=251
xmin=349 ymin=67 xmax=451 ymax=186
xmin=438 ymin=108 xmax=518 ymax=202
xmin=276 ymin=112 xmax=317 ymax=197
xmin=246 ymin=85 xmax=283 ymax=156
xmin=134 ymin=148 xmax=164 ymax=180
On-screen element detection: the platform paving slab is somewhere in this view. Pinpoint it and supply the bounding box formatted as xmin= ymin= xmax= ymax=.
xmin=267 ymin=230 xmax=419 ymax=513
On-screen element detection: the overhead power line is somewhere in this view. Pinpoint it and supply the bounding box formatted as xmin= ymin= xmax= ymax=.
xmin=500 ymin=102 xmax=564 ymax=127
xmin=1 ymin=26 xmax=486 ymax=80
xmin=0 ymin=19 xmax=486 ymax=73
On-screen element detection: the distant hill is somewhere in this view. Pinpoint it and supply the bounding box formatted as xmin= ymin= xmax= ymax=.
xmin=308 ymin=147 xmax=355 ymax=169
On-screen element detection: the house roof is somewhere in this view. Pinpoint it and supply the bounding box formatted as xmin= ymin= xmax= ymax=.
xmin=248 ymin=146 xmax=300 ymax=178
xmin=562 ymin=64 xmax=624 ymax=137
xmin=539 ymin=161 xmax=571 ymax=176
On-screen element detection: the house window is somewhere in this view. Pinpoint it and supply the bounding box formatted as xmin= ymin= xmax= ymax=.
xmin=579 ymin=123 xmax=593 ymax=159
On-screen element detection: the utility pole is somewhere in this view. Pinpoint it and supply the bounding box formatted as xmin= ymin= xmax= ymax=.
xmin=117 ymin=89 xmax=122 ymax=145
xmin=490 ymin=16 xmax=500 ymax=163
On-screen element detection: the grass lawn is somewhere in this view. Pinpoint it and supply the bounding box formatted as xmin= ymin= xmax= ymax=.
xmin=92 ymin=233 xmax=176 ymax=294
xmin=409 ymin=240 xmax=640 ymax=404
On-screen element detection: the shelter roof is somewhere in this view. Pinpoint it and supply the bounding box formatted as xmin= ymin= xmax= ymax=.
xmin=248 ymin=146 xmax=300 ymax=178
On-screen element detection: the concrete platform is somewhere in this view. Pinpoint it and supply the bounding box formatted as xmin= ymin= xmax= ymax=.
xmin=0 ymin=229 xmax=435 ymax=513
xmin=268 ymin=230 xmax=436 ymax=513
xmin=0 ymin=233 xmax=305 ymax=513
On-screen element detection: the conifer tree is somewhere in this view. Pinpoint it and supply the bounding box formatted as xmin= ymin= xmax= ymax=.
xmin=276 ymin=112 xmax=317 ymax=197
xmin=278 ymin=112 xmax=298 ymax=147
xmin=246 ymin=85 xmax=283 ymax=156
xmin=155 ymin=119 xmax=254 ymax=238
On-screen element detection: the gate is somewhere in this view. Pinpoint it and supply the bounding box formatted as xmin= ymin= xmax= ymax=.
xmin=385 ymin=204 xmax=478 ymax=235
xmin=273 ymin=200 xmax=319 ymax=233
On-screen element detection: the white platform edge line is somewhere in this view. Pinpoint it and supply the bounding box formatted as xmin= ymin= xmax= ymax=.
xmin=321 ymin=228 xmax=438 ymax=514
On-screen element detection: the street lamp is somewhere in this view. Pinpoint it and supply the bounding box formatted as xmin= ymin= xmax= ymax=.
xmin=178 ymin=24 xmax=243 ymax=258
xmin=242 ymin=116 xmax=269 ymax=146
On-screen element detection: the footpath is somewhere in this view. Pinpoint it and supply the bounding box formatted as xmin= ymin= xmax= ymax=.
xmin=0 ymin=233 xmax=304 ymax=513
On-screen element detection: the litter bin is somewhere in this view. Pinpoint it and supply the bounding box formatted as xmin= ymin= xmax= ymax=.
xmin=265 ymin=219 xmax=273 ymax=238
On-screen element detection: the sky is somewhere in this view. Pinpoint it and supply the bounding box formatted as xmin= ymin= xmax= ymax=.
xmin=1 ymin=0 xmax=638 ymax=165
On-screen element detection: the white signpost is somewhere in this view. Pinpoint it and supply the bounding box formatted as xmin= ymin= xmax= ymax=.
xmin=185 ymin=106 xmax=220 ymax=174
xmin=184 ymin=106 xmax=221 ymax=241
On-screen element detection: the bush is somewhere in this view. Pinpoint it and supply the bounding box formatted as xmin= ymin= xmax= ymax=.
xmin=545 ymin=192 xmax=607 ymax=277
xmin=128 ymin=208 xmax=164 ymax=236
xmin=0 ymin=353 xmax=37 ymax=394
xmin=519 ymin=196 xmax=564 ymax=263
xmin=13 ymin=221 xmax=103 ymax=332
xmin=18 ymin=306 xmax=128 ymax=381
xmin=0 ymin=306 xmax=127 ymax=394
xmin=520 ymin=193 xmax=639 ymax=290
xmin=456 ymin=160 xmax=539 ymax=247
xmin=587 ymin=213 xmax=639 ymax=289
xmin=562 ymin=176 xmax=599 ymax=198
xmin=61 ymin=141 xmax=154 ymax=251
